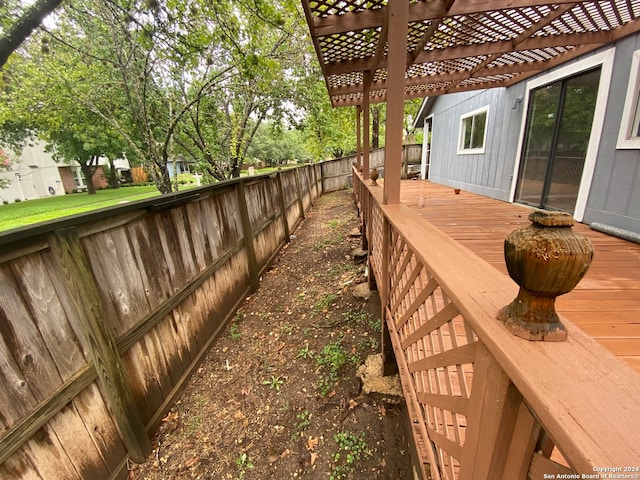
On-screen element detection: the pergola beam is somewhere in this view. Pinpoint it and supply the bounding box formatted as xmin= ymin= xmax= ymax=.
xmin=311 ymin=0 xmax=594 ymax=37
xmin=324 ymin=30 xmax=614 ymax=77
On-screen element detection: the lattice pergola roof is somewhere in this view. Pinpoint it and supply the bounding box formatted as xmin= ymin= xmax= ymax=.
xmin=301 ymin=0 xmax=640 ymax=107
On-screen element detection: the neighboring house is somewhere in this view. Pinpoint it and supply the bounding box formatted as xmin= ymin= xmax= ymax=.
xmin=167 ymin=158 xmax=194 ymax=177
xmin=415 ymin=34 xmax=640 ymax=237
xmin=0 ymin=142 xmax=66 ymax=203
xmin=0 ymin=141 xmax=132 ymax=202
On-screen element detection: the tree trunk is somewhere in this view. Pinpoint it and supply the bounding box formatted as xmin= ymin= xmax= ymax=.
xmin=231 ymin=157 xmax=242 ymax=178
xmin=372 ymin=105 xmax=380 ymax=149
xmin=80 ymin=162 xmax=97 ymax=195
xmin=108 ymin=158 xmax=119 ymax=189
xmin=152 ymin=163 xmax=173 ymax=194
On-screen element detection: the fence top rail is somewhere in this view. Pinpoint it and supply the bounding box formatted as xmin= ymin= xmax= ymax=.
xmin=354 ymin=171 xmax=640 ymax=471
xmin=0 ymin=163 xmax=324 ymax=248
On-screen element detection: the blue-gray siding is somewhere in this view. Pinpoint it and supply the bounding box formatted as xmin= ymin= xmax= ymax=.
xmin=426 ymin=34 xmax=640 ymax=234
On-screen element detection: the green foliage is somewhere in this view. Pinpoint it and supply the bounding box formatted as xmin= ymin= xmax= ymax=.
xmin=312 ymin=292 xmax=337 ymax=315
xmin=262 ymin=375 xmax=284 ymax=392
xmin=291 ymin=408 xmax=311 ymax=440
xmin=316 ymin=337 xmax=358 ymax=395
xmin=296 ymin=341 xmax=314 ymax=359
xmin=230 ymin=323 xmax=241 ymax=340
xmin=330 ymin=431 xmax=371 ymax=480
xmin=235 ymin=452 xmax=254 ymax=479
xmin=329 ymin=432 xmax=371 ymax=480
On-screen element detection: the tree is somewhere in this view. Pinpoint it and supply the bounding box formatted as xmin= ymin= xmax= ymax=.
xmin=293 ymin=77 xmax=357 ymax=160
xmin=173 ymin=0 xmax=306 ymax=180
xmin=0 ymin=0 xmax=63 ymax=68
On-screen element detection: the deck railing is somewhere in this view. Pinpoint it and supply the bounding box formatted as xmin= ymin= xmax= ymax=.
xmin=353 ymin=169 xmax=640 ymax=480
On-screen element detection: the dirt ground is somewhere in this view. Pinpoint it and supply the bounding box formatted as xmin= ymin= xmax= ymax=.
xmin=129 ymin=189 xmax=414 ymax=480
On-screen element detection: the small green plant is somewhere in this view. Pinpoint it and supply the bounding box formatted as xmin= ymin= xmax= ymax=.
xmin=236 ymin=452 xmax=254 ymax=479
xmin=297 ymin=341 xmax=314 ymax=359
xmin=291 ymin=409 xmax=311 ymax=440
xmin=187 ymin=415 xmax=203 ymax=434
xmin=343 ymin=309 xmax=371 ymax=324
xmin=280 ymin=323 xmax=294 ymax=335
xmin=262 ymin=375 xmax=284 ymax=392
xmin=312 ymin=292 xmax=337 ymax=315
xmin=369 ymin=316 xmax=382 ymax=333
xmin=330 ymin=431 xmax=371 ymax=480
xmin=230 ymin=322 xmax=241 ymax=340
xmin=327 ymin=219 xmax=340 ymax=228
xmin=359 ymin=336 xmax=379 ymax=351
xmin=316 ymin=337 xmax=358 ymax=395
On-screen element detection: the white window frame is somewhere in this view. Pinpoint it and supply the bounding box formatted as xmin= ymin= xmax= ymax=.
xmin=616 ymin=49 xmax=640 ymax=149
xmin=457 ymin=105 xmax=489 ymax=155
xmin=510 ymin=47 xmax=615 ymax=222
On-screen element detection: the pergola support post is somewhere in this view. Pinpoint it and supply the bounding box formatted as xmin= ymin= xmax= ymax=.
xmin=382 ymin=0 xmax=409 ymax=205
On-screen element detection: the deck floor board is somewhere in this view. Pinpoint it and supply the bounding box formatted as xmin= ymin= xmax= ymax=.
xmin=398 ymin=180 xmax=640 ymax=373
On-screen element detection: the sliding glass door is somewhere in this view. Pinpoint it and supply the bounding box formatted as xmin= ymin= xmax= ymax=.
xmin=516 ymin=68 xmax=600 ymax=213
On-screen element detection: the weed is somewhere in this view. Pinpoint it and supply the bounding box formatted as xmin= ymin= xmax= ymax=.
xmin=187 ymin=415 xmax=203 ymax=434
xmin=327 ymin=219 xmax=340 ymax=228
xmin=262 ymin=375 xmax=285 ymax=392
xmin=193 ymin=393 xmax=207 ymax=407
xmin=312 ymin=292 xmax=337 ymax=315
xmin=316 ymin=337 xmax=358 ymax=395
xmin=359 ymin=336 xmax=379 ymax=351
xmin=280 ymin=323 xmax=294 ymax=335
xmin=236 ymin=452 xmax=254 ymax=479
xmin=343 ymin=309 xmax=371 ymax=324
xmin=230 ymin=322 xmax=241 ymax=340
xmin=313 ymin=235 xmax=344 ymax=251
xmin=291 ymin=409 xmax=311 ymax=440
xmin=330 ymin=431 xmax=371 ymax=480
xmin=369 ymin=316 xmax=382 ymax=333
xmin=297 ymin=341 xmax=314 ymax=359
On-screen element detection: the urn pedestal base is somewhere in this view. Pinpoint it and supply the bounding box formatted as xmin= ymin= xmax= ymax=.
xmin=497 ymin=288 xmax=567 ymax=341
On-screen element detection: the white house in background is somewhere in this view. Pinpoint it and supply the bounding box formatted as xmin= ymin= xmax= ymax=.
xmin=0 ymin=141 xmax=132 ymax=204
xmin=0 ymin=142 xmax=66 ymax=203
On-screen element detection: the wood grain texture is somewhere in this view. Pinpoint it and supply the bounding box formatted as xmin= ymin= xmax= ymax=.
xmin=47 ymin=228 xmax=150 ymax=463
xmin=398 ymin=179 xmax=640 ymax=372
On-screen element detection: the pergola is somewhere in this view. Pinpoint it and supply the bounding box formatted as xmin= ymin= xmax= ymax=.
xmin=301 ymin=0 xmax=640 ymax=204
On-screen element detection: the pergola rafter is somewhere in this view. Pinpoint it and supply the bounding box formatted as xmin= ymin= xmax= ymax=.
xmin=302 ymin=0 xmax=640 ymax=107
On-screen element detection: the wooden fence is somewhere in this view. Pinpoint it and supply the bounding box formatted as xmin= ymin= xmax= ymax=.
xmin=0 ymin=164 xmax=327 ymax=480
xmin=325 ymin=144 xmax=422 ymax=188
xmin=353 ymin=169 xmax=640 ymax=480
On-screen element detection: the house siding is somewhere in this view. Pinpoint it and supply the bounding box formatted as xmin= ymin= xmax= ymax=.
xmin=429 ymin=87 xmax=526 ymax=201
xmin=584 ymin=35 xmax=640 ymax=233
xmin=424 ymin=34 xmax=640 ymax=234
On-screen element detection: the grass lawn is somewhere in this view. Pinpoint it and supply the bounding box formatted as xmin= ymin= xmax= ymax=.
xmin=0 ymin=185 xmax=161 ymax=232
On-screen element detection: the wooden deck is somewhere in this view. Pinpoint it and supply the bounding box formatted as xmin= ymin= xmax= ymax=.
xmin=396 ymin=179 xmax=640 ymax=373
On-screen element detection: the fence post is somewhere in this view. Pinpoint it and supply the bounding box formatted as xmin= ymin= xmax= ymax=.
xmin=236 ymin=181 xmax=260 ymax=291
xmin=47 ymin=228 xmax=151 ymax=463
xmin=275 ymin=171 xmax=290 ymax=241
xmin=294 ymin=169 xmax=305 ymax=220
xmin=305 ymin=166 xmax=315 ymax=206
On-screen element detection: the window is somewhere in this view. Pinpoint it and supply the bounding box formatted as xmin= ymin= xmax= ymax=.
xmin=617 ymin=49 xmax=640 ymax=149
xmin=72 ymin=167 xmax=85 ymax=187
xmin=458 ymin=106 xmax=488 ymax=154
